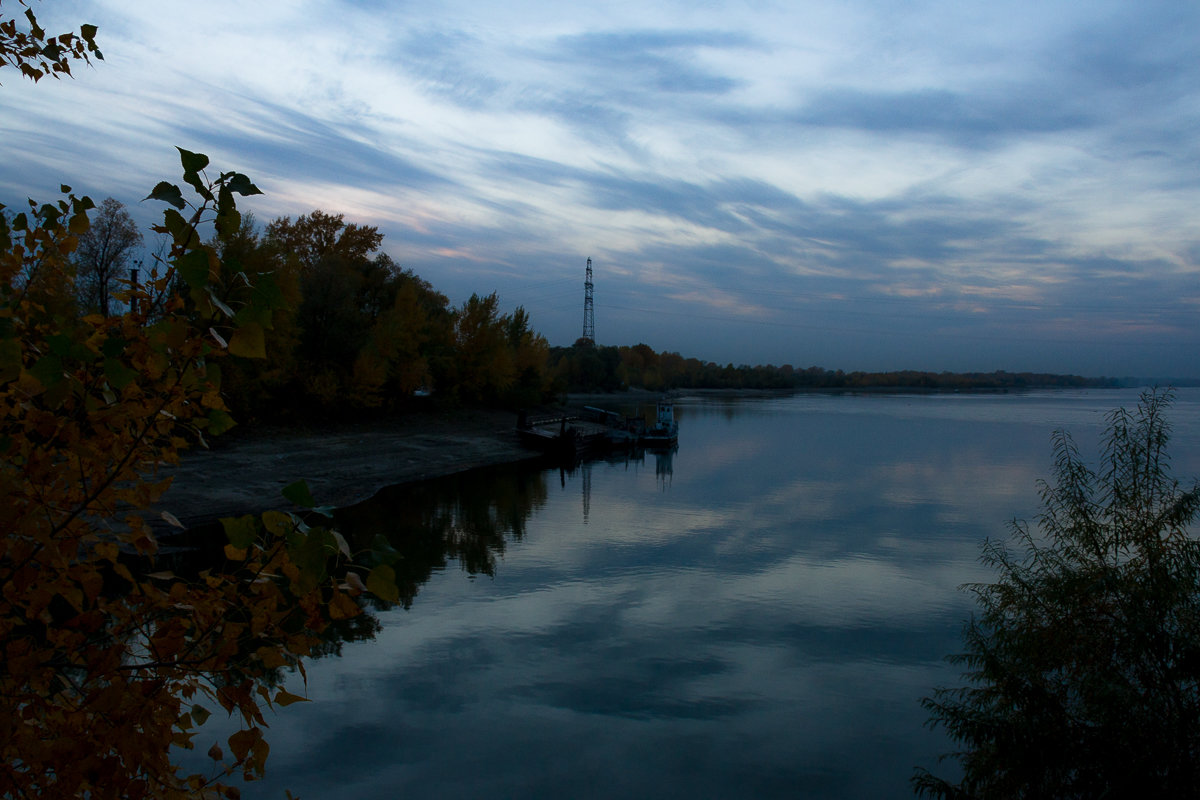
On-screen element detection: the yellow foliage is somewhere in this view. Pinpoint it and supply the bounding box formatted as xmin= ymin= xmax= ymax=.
xmin=0 ymin=160 xmax=400 ymax=797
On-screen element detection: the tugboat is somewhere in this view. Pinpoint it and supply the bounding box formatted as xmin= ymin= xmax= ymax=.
xmin=640 ymin=399 xmax=678 ymax=448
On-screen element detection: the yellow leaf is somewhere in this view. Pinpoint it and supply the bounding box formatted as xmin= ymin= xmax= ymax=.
xmin=228 ymin=323 xmax=266 ymax=359
xmin=328 ymin=590 xmax=360 ymax=620
xmin=94 ymin=541 xmax=119 ymax=562
xmin=255 ymin=646 xmax=287 ymax=669
xmin=227 ymin=728 xmax=260 ymax=762
xmin=79 ymin=569 xmax=103 ymax=601
xmin=273 ymin=689 xmax=309 ymax=707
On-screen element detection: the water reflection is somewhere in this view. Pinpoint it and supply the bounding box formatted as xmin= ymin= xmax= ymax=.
xmin=209 ymin=388 xmax=1199 ymax=799
xmin=333 ymin=464 xmax=550 ymax=607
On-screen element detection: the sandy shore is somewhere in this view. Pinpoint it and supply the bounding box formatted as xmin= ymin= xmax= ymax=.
xmin=150 ymin=407 xmax=539 ymax=529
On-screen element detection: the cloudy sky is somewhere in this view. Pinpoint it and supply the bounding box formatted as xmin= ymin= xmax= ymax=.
xmin=4 ymin=1 xmax=1199 ymax=377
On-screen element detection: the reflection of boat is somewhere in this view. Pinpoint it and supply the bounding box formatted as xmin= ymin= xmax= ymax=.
xmin=640 ymin=399 xmax=678 ymax=448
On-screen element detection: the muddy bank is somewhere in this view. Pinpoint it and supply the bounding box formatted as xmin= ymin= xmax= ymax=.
xmin=150 ymin=408 xmax=539 ymax=529
xmin=150 ymin=391 xmax=694 ymax=529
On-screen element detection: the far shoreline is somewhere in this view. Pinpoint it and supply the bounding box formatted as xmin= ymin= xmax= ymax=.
xmin=150 ymin=384 xmax=1140 ymax=530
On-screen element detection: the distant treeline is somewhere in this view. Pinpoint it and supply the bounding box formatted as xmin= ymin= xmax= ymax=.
xmin=205 ymin=209 xmax=1117 ymax=415
xmin=75 ymin=202 xmax=1122 ymax=419
xmin=208 ymin=210 xmax=554 ymax=419
xmin=549 ymin=340 xmax=1120 ymax=393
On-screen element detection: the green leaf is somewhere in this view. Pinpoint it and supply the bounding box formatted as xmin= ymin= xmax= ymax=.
xmin=366 ymin=565 xmax=400 ymax=603
xmin=206 ymin=408 xmax=236 ymax=436
xmin=29 ymin=354 xmax=63 ymax=388
xmin=282 ymin=480 xmax=316 ymax=509
xmin=215 ymin=184 xmax=240 ymax=237
xmin=369 ymin=534 xmax=401 ymax=565
xmin=175 ymin=249 xmax=210 ymax=289
xmin=177 ymin=147 xmax=210 ymax=174
xmin=286 ymin=527 xmax=333 ymax=592
xmin=101 ymin=335 xmax=127 ymax=358
xmin=225 ymin=173 xmax=263 ymax=197
xmin=146 ymin=181 xmax=186 ymax=210
xmin=233 ymin=303 xmax=273 ymax=328
xmin=228 ymin=322 xmax=266 ymax=359
xmin=183 ymin=168 xmax=213 ymax=204
xmin=103 ymin=357 xmax=138 ymax=390
xmin=37 ymin=203 xmax=61 ymax=226
xmin=0 ymin=339 xmax=21 ymax=384
xmin=203 ymin=361 xmax=222 ymax=391
xmin=162 ymin=208 xmax=191 ymax=242
xmin=261 ymin=510 xmax=294 ymax=537
xmin=221 ymin=515 xmax=259 ymax=549
xmin=47 ymin=333 xmax=72 ymax=357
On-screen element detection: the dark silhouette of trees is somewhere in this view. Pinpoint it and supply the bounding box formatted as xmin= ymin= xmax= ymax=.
xmin=73 ymin=196 xmax=142 ymax=315
xmin=915 ymin=388 xmax=1200 ymax=798
xmin=548 ymin=342 xmax=1119 ymax=395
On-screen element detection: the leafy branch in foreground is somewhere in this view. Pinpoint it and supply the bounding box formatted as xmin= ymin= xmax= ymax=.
xmin=915 ymin=388 xmax=1200 ymax=798
xmin=0 ymin=0 xmax=102 ymax=83
xmin=0 ymin=149 xmax=402 ymax=799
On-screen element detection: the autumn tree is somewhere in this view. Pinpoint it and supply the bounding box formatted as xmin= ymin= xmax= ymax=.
xmin=914 ymin=389 xmax=1200 ymax=798
xmin=448 ymin=292 xmax=515 ymax=404
xmin=1 ymin=11 xmax=405 ymax=793
xmin=265 ymin=209 xmax=382 ymax=273
xmin=2 ymin=147 xmax=406 ymax=797
xmin=503 ymin=305 xmax=551 ymax=407
xmin=73 ymin=195 xmax=143 ymax=315
xmin=205 ymin=212 xmax=300 ymax=420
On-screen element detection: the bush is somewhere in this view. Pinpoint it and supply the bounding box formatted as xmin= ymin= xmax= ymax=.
xmin=915 ymin=388 xmax=1200 ymax=798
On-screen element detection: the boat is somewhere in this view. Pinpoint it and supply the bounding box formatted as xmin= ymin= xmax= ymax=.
xmin=640 ymin=399 xmax=678 ymax=448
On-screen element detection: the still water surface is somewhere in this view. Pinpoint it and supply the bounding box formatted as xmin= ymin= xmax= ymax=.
xmin=212 ymin=388 xmax=1200 ymax=799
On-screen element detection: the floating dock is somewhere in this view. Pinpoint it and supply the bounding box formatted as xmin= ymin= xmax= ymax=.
xmin=517 ymin=399 xmax=678 ymax=458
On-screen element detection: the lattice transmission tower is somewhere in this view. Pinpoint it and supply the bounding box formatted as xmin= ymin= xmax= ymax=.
xmin=581 ymin=257 xmax=595 ymax=343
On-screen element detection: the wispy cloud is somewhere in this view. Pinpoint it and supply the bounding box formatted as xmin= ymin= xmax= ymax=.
xmin=3 ymin=0 xmax=1198 ymax=376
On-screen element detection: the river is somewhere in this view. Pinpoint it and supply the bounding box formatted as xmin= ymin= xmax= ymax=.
xmin=194 ymin=387 xmax=1200 ymax=799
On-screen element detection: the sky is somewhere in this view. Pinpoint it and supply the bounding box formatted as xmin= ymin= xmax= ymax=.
xmin=3 ymin=1 xmax=1199 ymax=378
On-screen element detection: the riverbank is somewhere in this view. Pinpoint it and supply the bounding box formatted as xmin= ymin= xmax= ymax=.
xmin=150 ymin=407 xmax=539 ymax=529
xmin=147 ymin=385 xmax=1129 ymax=529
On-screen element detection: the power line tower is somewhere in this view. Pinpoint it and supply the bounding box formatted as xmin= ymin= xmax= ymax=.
xmin=581 ymin=257 xmax=595 ymax=343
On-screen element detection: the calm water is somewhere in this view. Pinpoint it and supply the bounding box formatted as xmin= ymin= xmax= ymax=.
xmin=199 ymin=388 xmax=1200 ymax=799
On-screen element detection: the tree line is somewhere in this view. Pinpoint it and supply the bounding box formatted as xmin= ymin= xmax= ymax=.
xmin=74 ymin=199 xmax=1119 ymax=421
xmin=550 ymin=339 xmax=1119 ymax=394
xmin=70 ymin=200 xmax=554 ymax=420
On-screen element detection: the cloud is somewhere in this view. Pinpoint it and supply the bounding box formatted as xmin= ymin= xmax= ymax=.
xmin=5 ymin=0 xmax=1200 ymax=376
